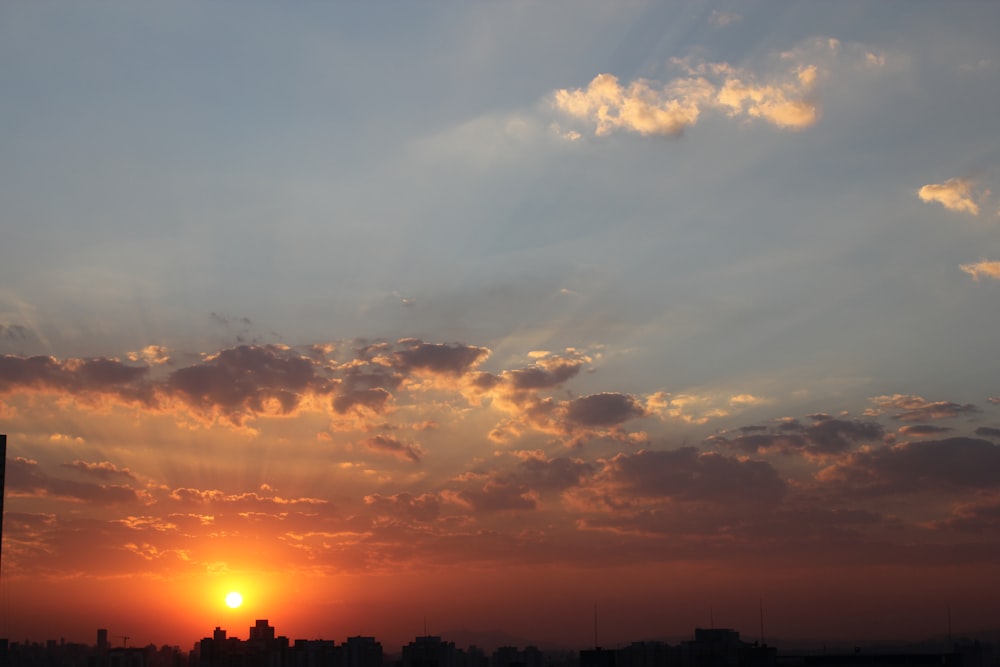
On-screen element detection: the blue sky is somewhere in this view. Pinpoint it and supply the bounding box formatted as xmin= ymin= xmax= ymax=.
xmin=4 ymin=1 xmax=999 ymax=406
xmin=2 ymin=0 xmax=1000 ymax=647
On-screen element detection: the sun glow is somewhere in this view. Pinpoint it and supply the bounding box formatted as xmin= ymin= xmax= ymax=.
xmin=225 ymin=591 xmax=243 ymax=609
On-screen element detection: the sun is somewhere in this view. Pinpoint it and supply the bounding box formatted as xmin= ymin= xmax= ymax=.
xmin=225 ymin=591 xmax=243 ymax=609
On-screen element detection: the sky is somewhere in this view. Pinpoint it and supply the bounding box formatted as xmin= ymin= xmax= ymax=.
xmin=2 ymin=0 xmax=1000 ymax=652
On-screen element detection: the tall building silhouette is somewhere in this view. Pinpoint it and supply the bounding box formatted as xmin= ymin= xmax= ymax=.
xmin=402 ymin=636 xmax=457 ymax=667
xmin=342 ymin=636 xmax=382 ymax=667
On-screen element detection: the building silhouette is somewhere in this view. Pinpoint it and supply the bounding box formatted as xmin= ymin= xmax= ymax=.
xmin=401 ymin=637 xmax=457 ymax=667
xmin=343 ymin=637 xmax=382 ymax=667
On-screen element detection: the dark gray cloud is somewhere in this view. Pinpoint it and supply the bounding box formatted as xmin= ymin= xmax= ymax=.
xmin=565 ymin=392 xmax=646 ymax=427
xmin=600 ymin=447 xmax=787 ymax=506
xmin=333 ymin=388 xmax=391 ymax=414
xmin=931 ymin=495 xmax=1000 ymax=533
xmin=805 ymin=418 xmax=884 ymax=453
xmin=62 ymin=460 xmax=136 ymax=480
xmin=0 ymin=339 xmax=492 ymax=428
xmin=500 ymin=358 xmax=583 ymax=391
xmin=899 ymin=424 xmax=953 ymax=436
xmin=391 ymin=339 xmax=489 ymax=376
xmin=871 ymin=394 xmax=979 ymax=422
xmin=820 ymin=437 xmax=1000 ymax=493
xmin=709 ymin=417 xmax=882 ymax=457
xmin=455 ymin=479 xmax=536 ymax=513
xmin=364 ymin=492 xmax=441 ymax=523
xmin=0 ymin=323 xmax=33 ymax=342
xmin=166 ymin=344 xmax=329 ymax=420
xmin=8 ymin=457 xmax=143 ymax=505
xmin=362 ymin=434 xmax=423 ymax=462
xmin=0 ymin=354 xmax=151 ymax=402
xmin=515 ymin=455 xmax=595 ymax=493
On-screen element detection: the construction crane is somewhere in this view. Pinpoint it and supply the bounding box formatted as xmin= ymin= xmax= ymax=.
xmin=116 ymin=636 xmax=130 ymax=648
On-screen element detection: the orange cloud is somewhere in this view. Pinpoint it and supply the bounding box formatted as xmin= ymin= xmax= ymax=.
xmin=918 ymin=178 xmax=981 ymax=215
xmin=960 ymin=259 xmax=1000 ymax=281
xmin=553 ymin=54 xmax=824 ymax=138
xmin=553 ymin=72 xmax=709 ymax=136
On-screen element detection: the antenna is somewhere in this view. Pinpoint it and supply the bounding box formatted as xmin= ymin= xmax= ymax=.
xmin=759 ymin=599 xmax=765 ymax=644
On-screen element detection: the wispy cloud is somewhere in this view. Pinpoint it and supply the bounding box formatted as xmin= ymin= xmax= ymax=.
xmin=709 ymin=10 xmax=742 ymax=27
xmin=867 ymin=394 xmax=980 ymax=421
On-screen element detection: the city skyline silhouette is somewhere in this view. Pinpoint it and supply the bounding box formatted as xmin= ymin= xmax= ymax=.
xmin=2 ymin=618 xmax=994 ymax=667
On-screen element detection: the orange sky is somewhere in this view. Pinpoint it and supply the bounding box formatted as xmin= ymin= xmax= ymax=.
xmin=2 ymin=340 xmax=1000 ymax=649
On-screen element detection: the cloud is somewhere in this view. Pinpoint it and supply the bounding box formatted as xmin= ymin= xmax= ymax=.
xmin=166 ymin=344 xmax=331 ymax=424
xmin=898 ymin=424 xmax=952 ymax=437
xmin=0 ymin=323 xmax=33 ymax=343
xmin=709 ymin=10 xmax=741 ymax=27
xmin=62 ymin=460 xmax=136 ymax=480
xmin=361 ymin=434 xmax=424 ymax=463
xmin=709 ymin=416 xmax=883 ymax=458
xmin=127 ymin=345 xmax=171 ymax=365
xmin=564 ymin=392 xmax=647 ymax=428
xmin=496 ymin=355 xmax=585 ymax=392
xmin=646 ymin=391 xmax=748 ymax=425
xmin=364 ymin=492 xmax=441 ymax=523
xmin=930 ymin=493 xmax=1000 ymax=533
xmin=597 ymin=447 xmax=787 ymax=506
xmin=817 ymin=437 xmax=1000 ymax=494
xmin=512 ymin=453 xmax=595 ymax=493
xmin=0 ymin=354 xmax=152 ymax=403
xmin=868 ymin=394 xmax=979 ymax=421
xmin=167 ymin=487 xmax=327 ymax=508
xmin=0 ymin=339 xmax=491 ymax=431
xmin=8 ymin=457 xmax=145 ymax=505
xmin=712 ymin=62 xmax=820 ymax=129
xmin=918 ymin=178 xmax=981 ymax=215
xmin=333 ymin=387 xmax=392 ymax=415
xmin=446 ymin=479 xmax=537 ymax=513
xmin=553 ymin=46 xmax=830 ymax=138
xmin=960 ymin=260 xmax=1000 ymax=281
xmin=467 ymin=352 xmax=650 ymax=446
xmin=553 ymin=72 xmax=709 ymax=137
xmin=391 ymin=339 xmax=490 ymax=377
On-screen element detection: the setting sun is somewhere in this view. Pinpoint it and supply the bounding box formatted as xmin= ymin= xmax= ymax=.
xmin=225 ymin=592 xmax=243 ymax=609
